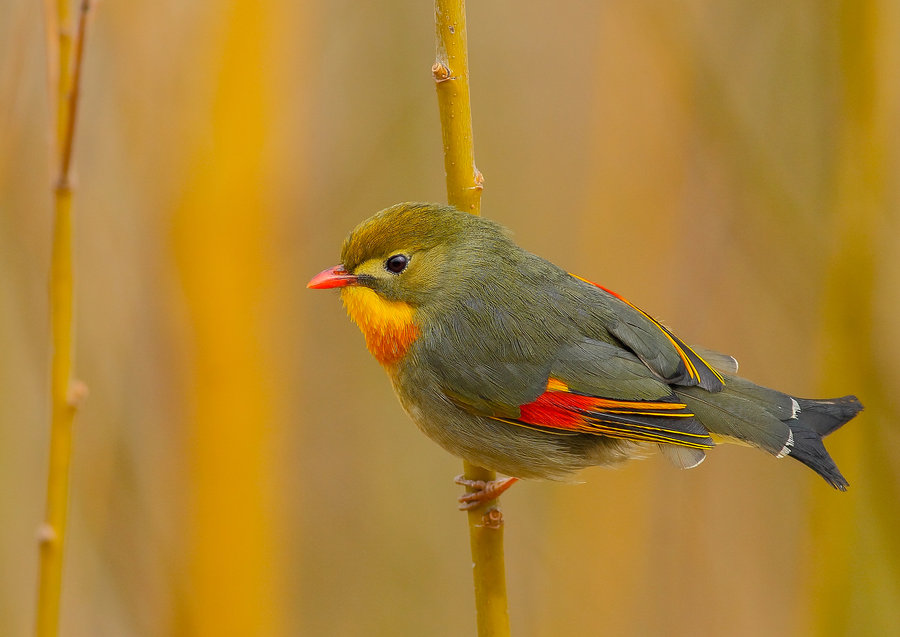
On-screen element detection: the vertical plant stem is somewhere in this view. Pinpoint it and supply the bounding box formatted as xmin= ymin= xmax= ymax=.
xmin=811 ymin=1 xmax=899 ymax=633
xmin=433 ymin=0 xmax=483 ymax=215
xmin=460 ymin=461 xmax=512 ymax=637
xmin=36 ymin=2 xmax=91 ymax=636
xmin=433 ymin=2 xmax=511 ymax=636
xmin=173 ymin=4 xmax=283 ymax=635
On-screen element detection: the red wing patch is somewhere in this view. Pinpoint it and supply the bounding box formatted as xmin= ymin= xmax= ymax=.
xmin=493 ymin=378 xmax=714 ymax=449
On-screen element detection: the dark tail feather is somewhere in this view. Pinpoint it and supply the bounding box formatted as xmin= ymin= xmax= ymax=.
xmin=788 ymin=426 xmax=849 ymax=491
xmin=795 ymin=395 xmax=863 ymax=436
xmin=788 ymin=395 xmax=863 ymax=491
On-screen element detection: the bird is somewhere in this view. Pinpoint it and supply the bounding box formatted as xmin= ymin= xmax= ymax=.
xmin=308 ymin=202 xmax=862 ymax=506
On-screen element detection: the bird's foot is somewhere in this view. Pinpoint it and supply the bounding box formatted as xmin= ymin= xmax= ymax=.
xmin=454 ymin=475 xmax=519 ymax=511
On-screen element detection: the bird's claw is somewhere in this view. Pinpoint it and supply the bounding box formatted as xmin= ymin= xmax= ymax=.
xmin=454 ymin=475 xmax=519 ymax=511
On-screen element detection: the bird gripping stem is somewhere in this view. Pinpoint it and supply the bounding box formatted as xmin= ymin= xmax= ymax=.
xmin=434 ymin=1 xmax=511 ymax=636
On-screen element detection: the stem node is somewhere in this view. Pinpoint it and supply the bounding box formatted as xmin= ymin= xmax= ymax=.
xmin=66 ymin=380 xmax=89 ymax=408
xmin=36 ymin=524 xmax=58 ymax=546
xmin=481 ymin=508 xmax=503 ymax=530
xmin=432 ymin=61 xmax=453 ymax=82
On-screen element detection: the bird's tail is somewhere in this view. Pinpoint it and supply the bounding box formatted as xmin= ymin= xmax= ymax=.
xmin=676 ymin=376 xmax=862 ymax=490
xmin=787 ymin=396 xmax=862 ymax=490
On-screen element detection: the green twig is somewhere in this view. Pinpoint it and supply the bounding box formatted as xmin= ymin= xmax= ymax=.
xmin=433 ymin=0 xmax=484 ymax=215
xmin=433 ymin=2 xmax=511 ymax=635
xmin=36 ymin=2 xmax=91 ymax=636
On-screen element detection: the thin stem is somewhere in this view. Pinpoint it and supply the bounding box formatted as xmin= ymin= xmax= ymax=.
xmin=36 ymin=2 xmax=91 ymax=636
xmin=433 ymin=0 xmax=484 ymax=215
xmin=811 ymin=1 xmax=895 ymax=633
xmin=59 ymin=0 xmax=90 ymax=184
xmin=433 ymin=2 xmax=511 ymax=636
xmin=460 ymin=461 xmax=512 ymax=637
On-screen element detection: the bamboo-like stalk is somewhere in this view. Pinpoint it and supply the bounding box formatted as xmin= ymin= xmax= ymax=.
xmin=810 ymin=1 xmax=897 ymax=633
xmin=433 ymin=0 xmax=484 ymax=215
xmin=459 ymin=461 xmax=512 ymax=636
xmin=433 ymin=2 xmax=511 ymax=636
xmin=36 ymin=2 xmax=91 ymax=636
xmin=173 ymin=5 xmax=282 ymax=635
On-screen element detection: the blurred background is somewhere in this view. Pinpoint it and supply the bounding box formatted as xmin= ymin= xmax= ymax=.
xmin=1 ymin=0 xmax=898 ymax=635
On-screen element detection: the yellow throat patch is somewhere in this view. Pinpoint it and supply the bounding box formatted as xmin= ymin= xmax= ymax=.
xmin=340 ymin=286 xmax=419 ymax=366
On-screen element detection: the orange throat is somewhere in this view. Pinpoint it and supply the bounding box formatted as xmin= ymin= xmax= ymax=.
xmin=340 ymin=286 xmax=419 ymax=366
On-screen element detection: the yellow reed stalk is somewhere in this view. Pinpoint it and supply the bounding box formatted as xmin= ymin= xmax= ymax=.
xmin=433 ymin=0 xmax=484 ymax=216
xmin=172 ymin=5 xmax=282 ymax=636
xmin=459 ymin=461 xmax=513 ymax=637
xmin=433 ymin=2 xmax=511 ymax=635
xmin=36 ymin=2 xmax=91 ymax=636
xmin=811 ymin=1 xmax=899 ymax=633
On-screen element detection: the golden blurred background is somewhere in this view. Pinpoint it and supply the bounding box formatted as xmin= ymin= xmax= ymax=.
xmin=2 ymin=0 xmax=898 ymax=635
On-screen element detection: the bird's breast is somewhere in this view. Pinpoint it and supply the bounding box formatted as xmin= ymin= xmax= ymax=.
xmin=340 ymin=286 xmax=419 ymax=366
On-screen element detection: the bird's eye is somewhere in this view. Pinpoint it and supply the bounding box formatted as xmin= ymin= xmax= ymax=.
xmin=385 ymin=254 xmax=409 ymax=274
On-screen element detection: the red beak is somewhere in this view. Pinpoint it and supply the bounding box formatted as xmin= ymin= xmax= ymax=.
xmin=307 ymin=265 xmax=358 ymax=289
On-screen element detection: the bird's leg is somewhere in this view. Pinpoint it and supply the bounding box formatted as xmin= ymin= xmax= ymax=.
xmin=454 ymin=475 xmax=519 ymax=511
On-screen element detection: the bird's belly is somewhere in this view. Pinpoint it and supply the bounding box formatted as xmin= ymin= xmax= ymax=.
xmin=391 ymin=378 xmax=640 ymax=480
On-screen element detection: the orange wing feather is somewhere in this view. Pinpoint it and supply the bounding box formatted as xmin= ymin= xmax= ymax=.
xmin=494 ymin=378 xmax=714 ymax=449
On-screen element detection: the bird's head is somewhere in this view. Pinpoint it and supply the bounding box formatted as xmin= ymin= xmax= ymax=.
xmin=308 ymin=202 xmax=511 ymax=365
xmin=309 ymin=202 xmax=511 ymax=303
